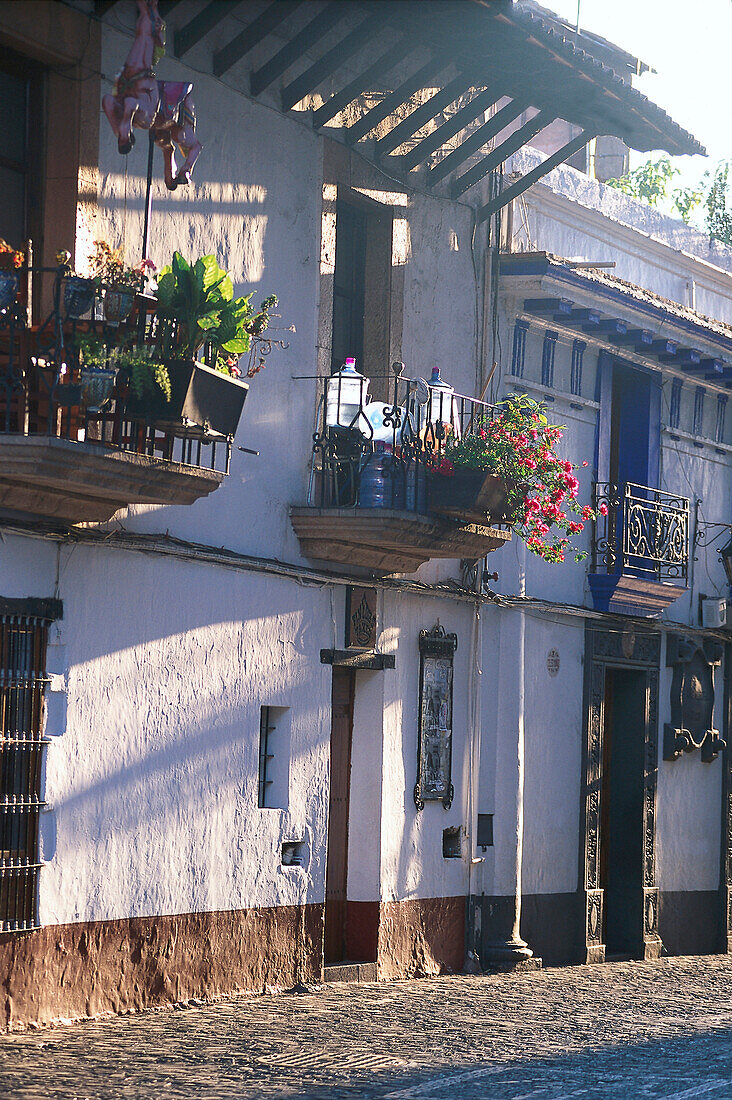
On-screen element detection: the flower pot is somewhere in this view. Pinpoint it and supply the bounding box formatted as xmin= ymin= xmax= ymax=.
xmin=0 ymin=271 xmax=19 ymax=309
xmin=126 ymin=359 xmax=249 ymax=439
xmin=64 ymin=277 xmax=95 ymax=319
xmin=429 ymin=469 xmax=519 ymax=524
xmin=103 ymin=287 xmax=135 ymax=324
xmin=81 ymin=368 xmax=117 ymax=412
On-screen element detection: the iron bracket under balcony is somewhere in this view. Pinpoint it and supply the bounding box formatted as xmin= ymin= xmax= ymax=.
xmin=588 ymin=482 xmax=690 ymax=617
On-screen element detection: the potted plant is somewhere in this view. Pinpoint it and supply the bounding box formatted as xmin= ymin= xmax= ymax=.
xmin=75 ymin=334 xmax=118 ymax=411
xmin=89 ymin=239 xmax=153 ymax=323
xmin=430 ymin=392 xmax=596 ymax=564
xmin=142 ymin=251 xmax=277 ymax=437
xmin=0 ymin=239 xmax=24 ymax=309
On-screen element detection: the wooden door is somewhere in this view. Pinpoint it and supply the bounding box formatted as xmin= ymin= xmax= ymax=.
xmin=324 ymin=669 xmax=355 ymax=964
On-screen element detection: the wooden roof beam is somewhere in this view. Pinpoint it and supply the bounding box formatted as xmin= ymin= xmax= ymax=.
xmin=398 ymin=83 xmax=501 ymax=171
xmin=175 ymin=1 xmax=237 ymax=59
xmin=427 ymin=98 xmax=530 ymax=187
xmin=158 ymin=0 xmax=185 ymax=17
xmin=452 ymin=108 xmax=555 ymax=198
xmin=213 ymin=1 xmax=302 ymax=77
xmin=375 ymin=73 xmax=473 ymax=158
xmin=250 ymin=2 xmax=351 ymax=98
xmin=345 ymin=56 xmax=449 ymax=145
xmin=281 ymin=11 xmax=383 ymax=111
xmin=311 ymin=38 xmax=415 ymax=129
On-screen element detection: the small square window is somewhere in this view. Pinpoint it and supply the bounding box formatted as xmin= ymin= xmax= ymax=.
xmin=442 ymin=827 xmax=462 ymax=859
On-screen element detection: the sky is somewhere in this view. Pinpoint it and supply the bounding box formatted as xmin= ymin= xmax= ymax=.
xmin=539 ymin=0 xmax=731 ymax=220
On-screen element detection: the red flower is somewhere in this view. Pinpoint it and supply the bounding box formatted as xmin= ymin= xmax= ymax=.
xmin=599 ymin=502 xmax=608 ymax=516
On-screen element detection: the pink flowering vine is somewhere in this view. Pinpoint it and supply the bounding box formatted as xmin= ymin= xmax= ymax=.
xmin=435 ymin=392 xmax=597 ymax=563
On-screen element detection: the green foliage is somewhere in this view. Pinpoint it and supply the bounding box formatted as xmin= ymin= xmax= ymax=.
xmin=605 ymin=157 xmax=732 ymax=236
xmin=154 ymin=252 xmax=276 ymax=371
xmin=606 ymin=157 xmax=678 ymax=208
xmin=704 ymin=160 xmax=732 ymax=246
xmin=123 ymin=350 xmax=171 ymax=403
xmin=75 ymin=335 xmax=108 ymax=370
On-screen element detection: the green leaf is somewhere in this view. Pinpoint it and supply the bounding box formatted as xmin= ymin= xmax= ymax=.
xmin=221 ymin=336 xmax=250 ymax=355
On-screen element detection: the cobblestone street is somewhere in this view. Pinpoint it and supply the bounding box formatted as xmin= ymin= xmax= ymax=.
xmin=0 ymin=955 xmax=731 ymax=1098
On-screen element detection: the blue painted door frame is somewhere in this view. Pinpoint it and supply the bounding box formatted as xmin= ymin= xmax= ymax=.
xmin=595 ymin=350 xmax=661 ymax=489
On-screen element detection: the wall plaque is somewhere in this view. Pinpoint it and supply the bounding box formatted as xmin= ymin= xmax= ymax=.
xmin=414 ymin=623 xmax=457 ymax=810
xmin=663 ymin=634 xmax=725 ymax=762
xmin=547 ymin=648 xmax=560 ymax=676
xmin=345 ymin=586 xmax=378 ymax=649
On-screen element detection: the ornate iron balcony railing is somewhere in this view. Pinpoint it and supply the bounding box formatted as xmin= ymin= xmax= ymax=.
xmin=0 ymin=265 xmax=230 ymax=475
xmin=591 ymin=481 xmax=690 ymax=583
xmin=307 ymin=365 xmax=498 ymax=514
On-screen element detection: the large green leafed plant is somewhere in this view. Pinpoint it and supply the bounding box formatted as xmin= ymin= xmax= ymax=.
xmin=155 ymin=252 xmax=276 ymax=370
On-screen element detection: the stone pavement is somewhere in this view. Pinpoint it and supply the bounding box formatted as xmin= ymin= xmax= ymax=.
xmin=1 ymin=955 xmax=732 ymax=1099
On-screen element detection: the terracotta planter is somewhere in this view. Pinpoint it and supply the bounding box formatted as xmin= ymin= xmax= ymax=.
xmin=429 ymin=468 xmax=519 ymax=525
xmin=126 ymin=359 xmax=249 ymax=439
xmin=103 ymin=287 xmax=135 ymax=323
xmin=0 ymin=272 xmax=19 ymax=309
xmin=64 ymin=277 xmax=95 ymax=319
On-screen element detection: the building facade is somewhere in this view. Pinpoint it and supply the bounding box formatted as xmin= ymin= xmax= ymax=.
xmin=0 ymin=0 xmax=728 ymax=1030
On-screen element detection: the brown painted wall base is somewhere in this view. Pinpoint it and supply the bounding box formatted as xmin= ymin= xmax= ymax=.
xmin=377 ymin=896 xmax=465 ymax=979
xmin=0 ymin=904 xmax=323 ymax=1032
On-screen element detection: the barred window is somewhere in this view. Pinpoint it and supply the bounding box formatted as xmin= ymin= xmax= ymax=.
xmin=693 ymin=386 xmax=706 ymax=437
xmin=570 ymin=339 xmax=586 ymax=397
xmin=511 ymin=319 xmax=529 ymax=378
xmin=541 ymin=330 xmax=558 ymax=388
xmin=669 ymin=378 xmax=682 ymax=429
xmin=716 ymin=394 xmax=728 ymax=444
xmin=0 ymin=614 xmax=49 ymax=931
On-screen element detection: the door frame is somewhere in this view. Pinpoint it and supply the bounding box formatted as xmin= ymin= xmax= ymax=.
xmin=579 ymin=621 xmax=662 ymax=962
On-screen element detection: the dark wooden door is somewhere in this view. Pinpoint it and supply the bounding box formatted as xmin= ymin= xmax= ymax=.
xmin=324 ymin=669 xmax=355 ymax=964
xmin=601 ymin=668 xmax=646 ymax=957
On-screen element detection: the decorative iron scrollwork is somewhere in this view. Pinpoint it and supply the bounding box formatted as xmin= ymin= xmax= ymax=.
xmin=591 ymin=482 xmax=689 ymax=582
xmin=663 ymin=635 xmax=725 ymax=762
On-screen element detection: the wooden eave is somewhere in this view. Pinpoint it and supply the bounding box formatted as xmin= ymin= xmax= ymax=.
xmin=93 ymin=0 xmax=705 ymax=222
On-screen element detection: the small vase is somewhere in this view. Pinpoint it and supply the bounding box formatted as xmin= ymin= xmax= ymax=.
xmin=0 ymin=271 xmax=19 ymax=309
xmin=64 ymin=276 xmax=95 ymax=319
xmin=81 ymin=368 xmax=117 ymax=412
xmin=103 ymin=287 xmax=135 ymax=324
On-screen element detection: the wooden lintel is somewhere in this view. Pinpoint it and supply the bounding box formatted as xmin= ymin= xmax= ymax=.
xmin=320 ymin=649 xmax=396 ymax=670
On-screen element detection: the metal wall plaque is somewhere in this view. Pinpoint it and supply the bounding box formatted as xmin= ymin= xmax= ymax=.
xmin=345 ymin=586 xmax=378 ymax=649
xmin=414 ymin=623 xmax=457 ymax=810
xmin=547 ymin=648 xmax=560 ymax=676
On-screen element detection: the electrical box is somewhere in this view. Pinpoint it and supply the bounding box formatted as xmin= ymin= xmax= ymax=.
xmin=702 ymin=598 xmax=728 ymax=629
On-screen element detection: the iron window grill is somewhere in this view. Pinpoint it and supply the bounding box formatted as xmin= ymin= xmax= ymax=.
xmin=0 ymin=613 xmax=50 ymax=931
xmin=591 ymin=482 xmax=689 ymax=583
xmin=570 ymin=339 xmax=585 ymax=397
xmin=541 ymin=330 xmax=557 ymax=388
xmin=693 ymin=385 xmax=706 ymax=437
xmin=511 ymin=319 xmax=529 ymax=378
xmin=716 ymin=394 xmax=728 ymax=444
xmin=669 ymin=378 xmax=682 ymax=430
xmin=258 ymin=706 xmax=275 ymax=808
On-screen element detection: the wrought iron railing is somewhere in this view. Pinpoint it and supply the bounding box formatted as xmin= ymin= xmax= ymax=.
xmin=307 ymin=365 xmax=498 ymax=513
xmin=0 ymin=266 xmax=230 ymax=474
xmin=591 ymin=482 xmax=690 ymax=583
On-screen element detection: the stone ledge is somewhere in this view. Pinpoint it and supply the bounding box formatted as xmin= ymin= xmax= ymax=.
xmin=0 ymin=435 xmax=225 ymax=523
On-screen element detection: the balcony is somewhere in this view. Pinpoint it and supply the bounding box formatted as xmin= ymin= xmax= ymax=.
xmin=588 ymin=482 xmax=690 ymax=616
xmin=0 ymin=270 xmax=241 ymax=525
xmin=290 ymin=366 xmax=511 ymax=574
